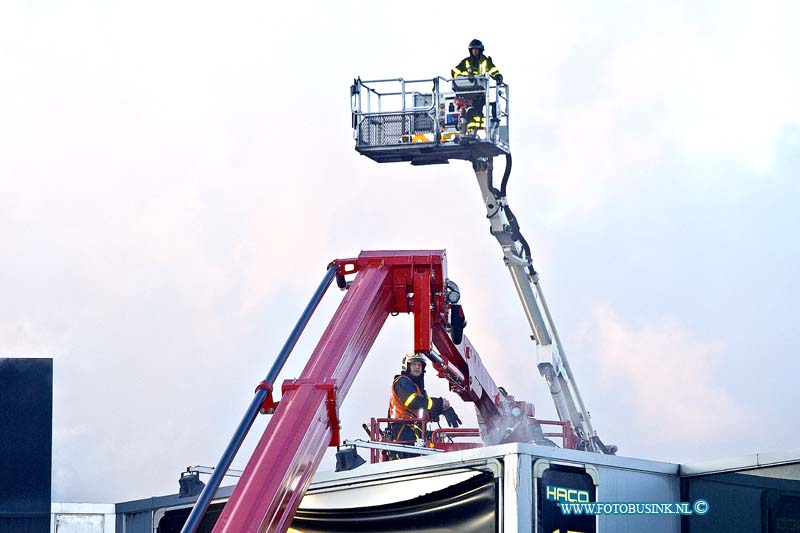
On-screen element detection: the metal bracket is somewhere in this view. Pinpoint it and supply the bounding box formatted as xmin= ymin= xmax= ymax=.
xmin=255 ymin=381 xmax=278 ymax=414
xmin=282 ymin=379 xmax=341 ymax=447
xmin=330 ymin=258 xmax=360 ymax=290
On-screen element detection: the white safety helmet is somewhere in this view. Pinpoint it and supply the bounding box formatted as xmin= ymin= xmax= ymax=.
xmin=402 ymin=351 xmax=427 ymax=372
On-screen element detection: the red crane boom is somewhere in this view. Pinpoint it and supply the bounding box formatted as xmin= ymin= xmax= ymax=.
xmin=202 ymin=250 xmax=542 ymax=532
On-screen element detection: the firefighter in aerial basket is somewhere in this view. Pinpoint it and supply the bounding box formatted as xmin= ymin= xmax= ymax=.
xmin=451 ymin=38 xmax=503 ymax=134
xmin=386 ymin=351 xmax=462 ymax=460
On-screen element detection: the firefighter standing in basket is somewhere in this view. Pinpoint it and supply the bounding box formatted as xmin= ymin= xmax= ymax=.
xmin=452 ymin=39 xmax=503 ymax=133
xmin=387 ymin=351 xmax=462 ymax=460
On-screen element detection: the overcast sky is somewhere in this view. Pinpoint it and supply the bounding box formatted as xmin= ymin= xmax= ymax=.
xmin=2 ymin=0 xmax=799 ymax=503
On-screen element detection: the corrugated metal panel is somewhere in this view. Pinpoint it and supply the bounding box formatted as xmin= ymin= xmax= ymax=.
xmin=122 ymin=512 xmax=151 ymax=533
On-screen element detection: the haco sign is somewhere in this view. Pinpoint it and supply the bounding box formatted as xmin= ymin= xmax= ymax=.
xmin=535 ymin=460 xmax=597 ymax=533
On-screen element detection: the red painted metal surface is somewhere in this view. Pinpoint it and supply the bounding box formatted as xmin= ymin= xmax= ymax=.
xmin=430 ymin=427 xmax=482 ymax=443
xmin=213 ymin=251 xmax=449 ymax=533
xmin=537 ymin=419 xmax=578 ymax=449
xmin=368 ymin=416 xmax=429 ymax=463
xmin=255 ymin=381 xmax=278 ymax=414
xmin=431 ymin=317 xmax=549 ymax=447
xmin=431 ymin=325 xmax=502 ymax=421
xmin=366 ymin=418 xmax=482 ymax=463
xmin=430 ymin=427 xmax=483 ymax=452
xmin=211 ymin=248 xmax=575 ymax=532
xmin=413 ymin=268 xmax=432 ymax=352
xmin=213 ymin=261 xmax=392 ymax=533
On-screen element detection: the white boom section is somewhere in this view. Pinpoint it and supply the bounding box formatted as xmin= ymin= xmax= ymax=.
xmin=472 ymin=158 xmax=606 ymax=453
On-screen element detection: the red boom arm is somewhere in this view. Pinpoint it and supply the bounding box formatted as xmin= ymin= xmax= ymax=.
xmin=213 ymin=250 xmax=537 ymax=532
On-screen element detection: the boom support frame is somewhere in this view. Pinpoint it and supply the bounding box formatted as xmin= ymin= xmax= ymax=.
xmin=185 ymin=250 xmax=545 ymax=533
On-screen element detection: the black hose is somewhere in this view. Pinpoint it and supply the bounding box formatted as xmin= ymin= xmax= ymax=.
xmin=500 ymin=153 xmax=512 ymax=198
xmin=496 ymin=153 xmax=536 ymax=273
xmin=479 ymin=152 xmax=537 ymax=274
xmin=506 ymin=203 xmax=536 ymax=273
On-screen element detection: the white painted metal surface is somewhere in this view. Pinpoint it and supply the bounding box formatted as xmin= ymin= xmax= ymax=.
xmin=51 ymin=503 xmax=116 ymax=533
xmin=680 ymin=447 xmax=800 ymax=476
xmin=503 ymin=453 xmax=532 ymax=533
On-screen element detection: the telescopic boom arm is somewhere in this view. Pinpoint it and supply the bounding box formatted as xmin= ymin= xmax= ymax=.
xmin=472 ymin=156 xmax=615 ymax=454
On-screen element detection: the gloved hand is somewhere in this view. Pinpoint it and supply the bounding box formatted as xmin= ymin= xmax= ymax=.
xmin=442 ymin=407 xmax=462 ymax=428
xmin=495 ymin=74 xmax=503 ymax=85
xmin=468 ymin=72 xmax=475 ymax=81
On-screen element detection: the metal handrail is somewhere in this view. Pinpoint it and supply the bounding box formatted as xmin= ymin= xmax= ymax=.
xmin=354 ymin=77 xmax=505 ymax=110
xmin=352 ymin=75 xmax=510 ymax=150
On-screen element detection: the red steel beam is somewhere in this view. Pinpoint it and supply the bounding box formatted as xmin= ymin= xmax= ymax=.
xmin=432 ymin=325 xmax=501 ymax=421
xmin=213 ymin=262 xmax=392 ymax=533
xmin=213 ymin=250 xmax=448 ymax=533
xmin=413 ymin=267 xmax=432 ymax=352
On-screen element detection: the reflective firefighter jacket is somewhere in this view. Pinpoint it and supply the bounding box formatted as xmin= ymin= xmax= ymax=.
xmin=452 ymin=55 xmax=502 ymax=79
xmin=388 ymin=374 xmax=444 ymax=420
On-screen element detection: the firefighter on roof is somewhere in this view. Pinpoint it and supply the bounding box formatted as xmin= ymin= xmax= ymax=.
xmin=452 ymin=39 xmax=503 ymax=133
xmin=387 ymin=351 xmax=462 ymax=459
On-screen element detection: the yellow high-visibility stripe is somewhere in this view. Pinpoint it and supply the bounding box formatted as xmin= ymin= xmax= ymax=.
xmin=404 ymin=393 xmax=417 ymax=407
xmin=427 ymin=397 xmax=433 ymax=410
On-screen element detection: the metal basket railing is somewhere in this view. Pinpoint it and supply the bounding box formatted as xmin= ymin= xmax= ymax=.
xmin=351 ymin=76 xmax=509 ymax=150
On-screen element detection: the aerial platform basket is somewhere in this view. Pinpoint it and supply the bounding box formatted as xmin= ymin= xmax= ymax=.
xmin=351 ymin=76 xmax=510 ymax=165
